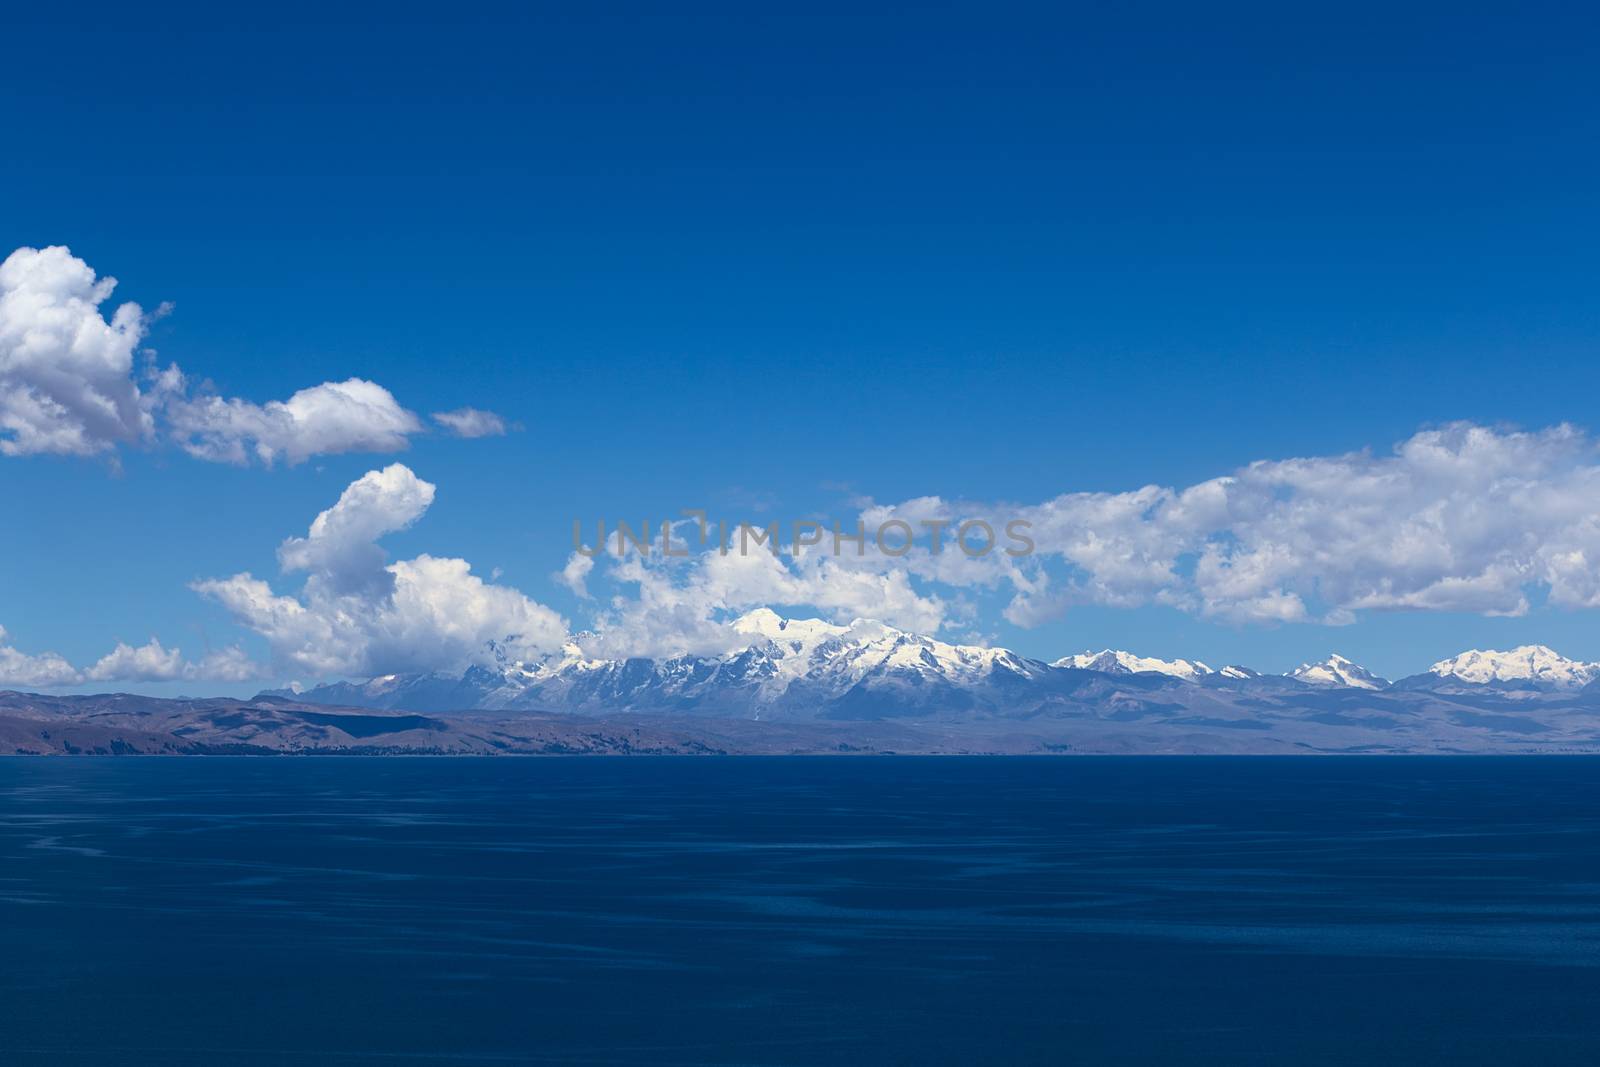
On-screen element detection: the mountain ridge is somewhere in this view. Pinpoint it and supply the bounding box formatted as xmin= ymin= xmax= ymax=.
xmin=10 ymin=616 xmax=1600 ymax=756
xmin=263 ymin=612 xmax=1600 ymax=719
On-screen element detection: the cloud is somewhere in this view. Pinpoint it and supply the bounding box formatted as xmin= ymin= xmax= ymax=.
xmin=0 ymin=625 xmax=84 ymax=687
xmin=432 ymin=407 xmax=508 ymax=438
xmin=0 ymin=245 xmax=153 ymax=457
xmin=855 ymin=422 xmax=1600 ymax=626
xmin=1 ymin=245 xmax=500 ymax=466
xmin=569 ymin=422 xmax=1600 ymax=650
xmin=165 ymin=377 xmax=424 ymax=466
xmin=277 ymin=463 xmax=435 ymax=596
xmin=186 ymin=646 xmax=269 ymax=683
xmin=577 ymin=541 xmax=948 ymax=660
xmin=556 ymin=551 xmax=594 ymax=597
xmin=0 ymin=626 xmax=265 ymax=688
xmin=86 ymin=638 xmax=184 ymax=682
xmin=195 ymin=464 xmax=568 ymax=676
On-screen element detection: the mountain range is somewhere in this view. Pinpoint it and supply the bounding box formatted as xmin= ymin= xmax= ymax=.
xmin=7 ymin=611 xmax=1600 ymax=756
xmin=269 ymin=610 xmax=1600 ymax=717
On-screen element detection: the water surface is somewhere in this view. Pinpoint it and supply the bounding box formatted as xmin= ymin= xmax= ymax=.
xmin=3 ymin=756 xmax=1600 ymax=1064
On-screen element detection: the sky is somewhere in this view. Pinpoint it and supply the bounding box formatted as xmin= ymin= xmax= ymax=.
xmin=3 ymin=3 xmax=1600 ymax=694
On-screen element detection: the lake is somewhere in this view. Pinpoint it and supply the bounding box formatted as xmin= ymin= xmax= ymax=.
xmin=3 ymin=756 xmax=1600 ymax=1064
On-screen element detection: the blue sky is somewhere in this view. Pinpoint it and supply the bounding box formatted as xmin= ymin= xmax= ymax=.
xmin=4 ymin=3 xmax=1600 ymax=692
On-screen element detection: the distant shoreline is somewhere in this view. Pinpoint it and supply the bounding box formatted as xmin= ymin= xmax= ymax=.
xmin=7 ymin=691 xmax=1600 ymax=757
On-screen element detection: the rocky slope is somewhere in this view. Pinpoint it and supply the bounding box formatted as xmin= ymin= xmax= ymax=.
xmin=9 ymin=678 xmax=1600 ymax=755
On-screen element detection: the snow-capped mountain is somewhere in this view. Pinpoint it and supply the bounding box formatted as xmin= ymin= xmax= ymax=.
xmin=1215 ymin=665 xmax=1260 ymax=680
xmin=1053 ymin=650 xmax=1214 ymax=680
xmin=723 ymin=609 xmax=1047 ymax=697
xmin=1417 ymin=646 xmax=1600 ymax=691
xmin=278 ymin=610 xmax=1062 ymax=719
xmin=1289 ymin=654 xmax=1389 ymax=690
xmin=267 ymin=614 xmax=1600 ymax=723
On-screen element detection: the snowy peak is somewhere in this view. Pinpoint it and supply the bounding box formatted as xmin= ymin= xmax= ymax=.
xmin=1053 ymin=649 xmax=1213 ymax=681
xmin=725 ymin=611 xmax=1039 ymax=688
xmin=731 ymin=608 xmax=849 ymax=644
xmin=1289 ymin=654 xmax=1389 ymax=690
xmin=1425 ymin=646 xmax=1600 ymax=690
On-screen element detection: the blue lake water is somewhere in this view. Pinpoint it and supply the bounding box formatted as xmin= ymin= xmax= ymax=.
xmin=3 ymin=756 xmax=1600 ymax=1064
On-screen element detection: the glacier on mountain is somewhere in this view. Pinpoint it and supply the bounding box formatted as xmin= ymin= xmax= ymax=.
xmin=1423 ymin=645 xmax=1600 ymax=690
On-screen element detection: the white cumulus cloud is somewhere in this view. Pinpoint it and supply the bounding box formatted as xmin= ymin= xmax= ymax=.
xmin=570 ymin=422 xmax=1600 ymax=649
xmin=195 ymin=464 xmax=569 ymax=677
xmin=0 ymin=626 xmax=265 ymax=689
xmin=0 ymin=245 xmax=153 ymax=457
xmin=277 ymin=462 xmax=435 ymax=596
xmin=86 ymin=637 xmax=185 ymax=683
xmin=0 ymin=625 xmax=85 ymax=687
xmin=165 ymin=376 xmax=424 ymax=467
xmin=854 ymin=422 xmax=1600 ymax=627
xmin=1 ymin=245 xmax=506 ymax=466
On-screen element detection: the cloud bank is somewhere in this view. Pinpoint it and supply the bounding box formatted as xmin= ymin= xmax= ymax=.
xmin=559 ymin=423 xmax=1600 ymax=655
xmin=0 ymin=625 xmax=264 ymax=689
xmin=850 ymin=422 xmax=1600 ymax=626
xmin=0 ymin=625 xmax=86 ymax=687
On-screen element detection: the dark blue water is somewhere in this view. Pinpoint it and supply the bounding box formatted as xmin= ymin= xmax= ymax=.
xmin=4 ymin=757 xmax=1600 ymax=1065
